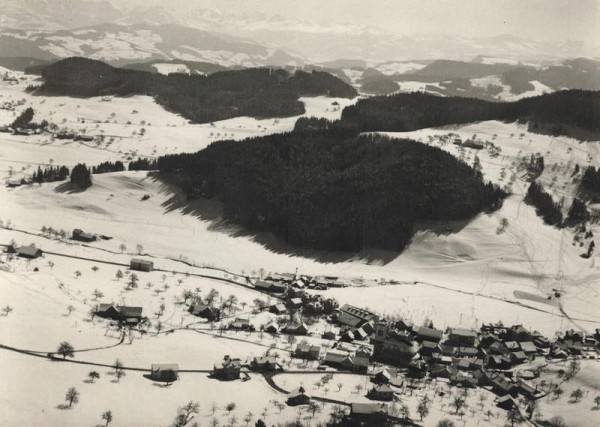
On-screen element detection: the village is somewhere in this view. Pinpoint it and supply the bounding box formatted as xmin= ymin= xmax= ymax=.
xmin=2 ymin=227 xmax=600 ymax=426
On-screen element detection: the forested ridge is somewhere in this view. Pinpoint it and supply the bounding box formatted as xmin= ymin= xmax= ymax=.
xmin=38 ymin=57 xmax=357 ymax=124
xmin=341 ymin=90 xmax=600 ymax=137
xmin=157 ymin=130 xmax=505 ymax=252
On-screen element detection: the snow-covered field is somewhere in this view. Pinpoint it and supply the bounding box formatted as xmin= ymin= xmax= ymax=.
xmin=2 ymin=67 xmax=600 ymax=426
xmin=470 ymin=75 xmax=552 ymax=101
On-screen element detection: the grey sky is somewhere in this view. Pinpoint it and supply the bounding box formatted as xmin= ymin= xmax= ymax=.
xmin=122 ymin=0 xmax=599 ymax=43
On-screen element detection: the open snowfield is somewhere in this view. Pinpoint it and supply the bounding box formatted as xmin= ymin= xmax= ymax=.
xmin=0 ymin=70 xmax=355 ymax=181
xmin=470 ymin=75 xmax=552 ymax=101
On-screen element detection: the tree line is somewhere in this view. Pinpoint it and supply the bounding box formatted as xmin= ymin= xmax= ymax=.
xmin=340 ymin=90 xmax=600 ymax=138
xmin=39 ymin=57 xmax=357 ymax=124
xmin=524 ymin=182 xmax=563 ymax=226
xmin=32 ymin=165 xmax=69 ymax=183
xmin=525 ymin=181 xmax=590 ymax=227
xmin=11 ymin=107 xmax=48 ymax=130
xmin=157 ymin=129 xmax=506 ymax=252
xmin=580 ymin=166 xmax=600 ymax=200
xmin=92 ymin=161 xmax=125 ymax=174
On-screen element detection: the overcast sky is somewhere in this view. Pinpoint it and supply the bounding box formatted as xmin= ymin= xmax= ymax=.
xmin=127 ymin=0 xmax=599 ymax=43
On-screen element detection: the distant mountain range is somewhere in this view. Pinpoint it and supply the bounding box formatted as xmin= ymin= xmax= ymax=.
xmin=1 ymin=0 xmax=598 ymax=65
xmin=0 ymin=0 xmax=598 ymax=104
xmin=0 ymin=23 xmax=306 ymax=69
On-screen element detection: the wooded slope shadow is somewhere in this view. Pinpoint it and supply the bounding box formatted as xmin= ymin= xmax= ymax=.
xmin=153 ymin=173 xmax=470 ymax=265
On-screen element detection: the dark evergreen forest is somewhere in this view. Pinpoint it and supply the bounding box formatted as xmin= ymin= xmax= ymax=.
xmin=157 ymin=130 xmax=505 ymax=252
xmin=39 ymin=58 xmax=357 ymax=124
xmin=340 ymin=90 xmax=600 ymax=137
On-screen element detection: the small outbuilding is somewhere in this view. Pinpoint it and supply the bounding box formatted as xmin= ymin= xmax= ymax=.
xmin=150 ymin=364 xmax=179 ymax=383
xmin=130 ymin=258 xmax=153 ymax=272
xmin=72 ymin=228 xmax=97 ymax=242
xmin=287 ymin=386 xmax=310 ymax=406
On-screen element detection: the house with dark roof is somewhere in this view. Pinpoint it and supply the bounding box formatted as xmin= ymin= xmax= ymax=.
xmin=323 ymin=350 xmax=348 ymax=367
xmin=269 ymin=303 xmax=286 ymax=315
xmin=518 ymin=379 xmax=545 ymax=400
xmin=266 ymin=272 xmax=295 ymax=284
xmin=17 ymin=245 xmax=42 ymax=259
xmin=130 ymin=258 xmax=153 ymax=272
xmin=286 ymin=387 xmax=310 ymax=406
xmin=413 ymin=326 xmax=444 ymax=342
xmin=420 ymin=341 xmax=442 ymax=357
xmin=283 ymin=322 xmax=308 ymax=336
xmin=487 ymin=355 xmax=512 ymax=370
xmin=367 ymin=384 xmax=395 ymax=401
xmin=340 ymin=329 xmax=355 ymax=342
xmin=294 ymin=341 xmax=321 ymax=360
xmin=455 ymin=346 xmax=479 ymax=358
xmin=496 ymin=395 xmax=517 ymax=410
xmin=254 ymin=279 xmax=286 ymax=293
xmin=491 ymin=375 xmax=518 ymax=397
xmin=72 ymin=228 xmax=96 ymax=242
xmin=95 ymin=304 xmax=143 ymax=324
xmin=230 ymin=317 xmax=252 ymax=331
xmin=372 ymin=367 xmax=393 ymax=384
xmin=510 ymin=351 xmax=528 ymax=365
xmin=251 ymin=356 xmax=281 ymax=372
xmin=150 ymin=364 xmax=178 ymax=383
xmin=264 ymin=324 xmax=279 ymax=335
xmin=337 ymin=304 xmax=377 ymax=328
xmin=287 ymin=297 xmax=303 ymax=310
xmin=350 ymin=402 xmax=388 ymax=424
xmin=189 ymin=302 xmax=220 ymax=321
xmin=447 ymin=328 xmax=478 ymax=346
xmin=342 ymin=356 xmax=370 ymax=374
xmin=213 ymin=356 xmax=241 ymax=380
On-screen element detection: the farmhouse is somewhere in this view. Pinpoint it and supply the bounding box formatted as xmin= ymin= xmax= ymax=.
xmin=412 ymin=326 xmax=444 ymax=342
xmin=96 ymin=304 xmax=144 ymax=324
xmin=287 ymin=297 xmax=303 ymax=310
xmin=350 ymin=402 xmax=388 ymax=424
xmin=269 ymin=303 xmax=286 ymax=314
xmin=294 ymin=341 xmax=321 ymax=360
xmin=447 ymin=328 xmax=479 ymax=346
xmin=150 ymin=364 xmax=178 ymax=383
xmin=16 ymin=245 xmax=42 ymax=259
xmin=230 ymin=317 xmax=252 ymax=331
xmin=367 ymin=384 xmax=395 ymax=401
xmin=254 ymin=279 xmax=285 ymax=293
xmin=72 ymin=228 xmax=97 ymax=242
xmin=75 ymin=134 xmax=95 ymax=142
xmin=283 ymin=321 xmax=308 ymax=335
xmin=213 ymin=356 xmax=241 ymax=380
xmin=189 ymin=302 xmax=220 ymax=321
xmin=130 ymin=258 xmax=153 ymax=272
xmin=251 ymin=356 xmax=281 ymax=372
xmin=286 ymin=387 xmax=310 ymax=406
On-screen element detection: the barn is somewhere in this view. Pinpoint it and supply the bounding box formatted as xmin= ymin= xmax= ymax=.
xmin=17 ymin=245 xmax=42 ymax=259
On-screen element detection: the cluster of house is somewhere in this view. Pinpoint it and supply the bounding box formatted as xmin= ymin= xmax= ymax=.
xmin=254 ymin=273 xmax=354 ymax=294
xmin=55 ymin=131 xmax=95 ymax=142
